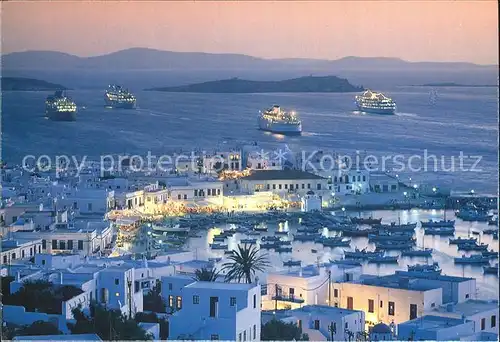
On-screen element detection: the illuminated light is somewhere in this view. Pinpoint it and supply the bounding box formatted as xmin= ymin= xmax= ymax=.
xmin=116 ymin=292 xmax=120 ymax=297
xmin=341 ymin=207 xmax=345 ymax=212
xmin=403 ymin=192 xmax=407 ymax=196
xmin=413 ymin=184 xmax=418 ymax=189
xmin=432 ymin=187 xmax=437 ymax=192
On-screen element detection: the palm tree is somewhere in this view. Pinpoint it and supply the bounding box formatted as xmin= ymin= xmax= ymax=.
xmin=193 ymin=267 xmax=220 ymax=282
xmin=222 ymin=244 xmax=269 ymax=283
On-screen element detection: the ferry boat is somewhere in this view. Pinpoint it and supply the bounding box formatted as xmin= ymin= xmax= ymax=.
xmin=401 ymin=248 xmax=433 ymax=257
xmin=407 ymin=263 xmax=442 ymax=274
xmin=258 ymin=105 xmax=302 ymax=135
xmin=104 ymin=85 xmax=136 ymax=109
xmin=355 ymin=90 xmax=396 ymax=115
xmin=45 ymin=90 xmax=77 ymax=121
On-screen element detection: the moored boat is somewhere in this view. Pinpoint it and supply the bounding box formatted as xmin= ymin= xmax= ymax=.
xmin=209 ymin=243 xmax=228 ymax=250
xmin=277 ymin=247 xmax=292 ymax=253
xmin=454 ymin=255 xmax=490 ymax=265
xmin=421 ymin=219 xmax=455 ymax=228
xmin=481 ymin=250 xmax=499 ymax=259
xmin=240 ymin=238 xmax=257 ymax=244
xmin=283 ymin=260 xmax=301 ymax=267
xmin=407 ymin=262 xmax=442 ymax=274
xmin=375 ymin=240 xmax=415 ymax=250
xmin=368 ymin=255 xmax=399 ymax=264
xmin=344 ymin=248 xmax=383 ymax=260
xmin=401 ymin=248 xmax=433 ymax=257
xmin=456 ymin=243 xmax=488 ymax=251
xmin=483 ymin=264 xmax=499 ymax=275
xmin=293 ymin=233 xmax=321 ymax=242
xmin=449 ymin=237 xmax=477 ymax=245
xmin=350 ymin=217 xmax=382 ymax=225
xmin=424 ymin=227 xmax=455 ymax=236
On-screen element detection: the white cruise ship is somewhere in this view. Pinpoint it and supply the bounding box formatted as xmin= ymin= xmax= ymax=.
xmin=258 ymin=105 xmax=302 ymax=135
xmin=355 ymin=90 xmax=396 ymax=115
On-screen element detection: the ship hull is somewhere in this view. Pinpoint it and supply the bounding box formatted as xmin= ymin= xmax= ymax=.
xmin=258 ymin=117 xmax=302 ymax=135
xmin=356 ymin=104 xmax=395 ymax=115
xmin=105 ymin=98 xmax=136 ymax=109
xmin=46 ymin=110 xmax=77 ymax=121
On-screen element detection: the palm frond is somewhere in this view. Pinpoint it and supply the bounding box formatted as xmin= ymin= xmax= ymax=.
xmin=222 ymin=244 xmax=269 ymax=283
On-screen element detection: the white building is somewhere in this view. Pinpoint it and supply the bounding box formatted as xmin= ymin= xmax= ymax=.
xmin=167 ymin=279 xmax=262 ymax=341
xmin=397 ymin=315 xmax=476 ymax=341
xmin=263 ymin=266 xmax=330 ymax=310
xmin=277 ymin=305 xmax=365 ymax=341
xmin=1 ymin=237 xmax=43 ymax=265
xmin=369 ymin=173 xmax=400 ymax=193
xmin=427 ymin=300 xmax=499 ymax=335
xmin=301 ymin=191 xmax=322 ymax=212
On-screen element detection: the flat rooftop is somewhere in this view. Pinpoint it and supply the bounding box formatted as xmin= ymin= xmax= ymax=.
xmin=13 ymin=334 xmax=102 ymax=341
xmin=292 ymin=305 xmax=362 ymax=317
xmin=275 ymin=265 xmax=321 ymax=278
xmin=185 ymin=281 xmax=256 ymax=291
xmin=431 ymin=300 xmax=499 ymax=316
xmin=398 ymin=315 xmax=468 ymax=330
xmin=395 ymin=270 xmax=474 ymax=282
xmin=360 ymin=274 xmax=441 ymax=292
xmin=175 ymin=260 xmax=214 ymax=270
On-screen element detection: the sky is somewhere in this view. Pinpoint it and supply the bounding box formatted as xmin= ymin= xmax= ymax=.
xmin=1 ymin=1 xmax=498 ymax=65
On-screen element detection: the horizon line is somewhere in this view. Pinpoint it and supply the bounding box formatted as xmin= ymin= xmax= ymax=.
xmin=2 ymin=47 xmax=497 ymax=67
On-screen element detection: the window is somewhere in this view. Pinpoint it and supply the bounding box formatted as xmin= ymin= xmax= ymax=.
xmin=380 ymin=300 xmax=383 ymax=308
xmin=285 ymin=184 xmax=288 ymax=189
xmin=298 ymin=320 xmax=302 ymax=330
xmin=41 ymin=259 xmax=45 ymax=265
xmin=253 ymin=294 xmax=256 ymax=308
xmin=266 ymin=184 xmax=270 ymax=190
xmin=210 ymin=296 xmax=218 ymax=317
xmin=217 ymin=189 xmax=221 ymax=195
xmin=388 ymin=301 xmax=395 ymax=316
xmin=42 ymin=240 xmax=46 ymax=249
xmin=115 ymin=278 xmax=119 ymax=285
xmin=22 ymin=250 xmax=25 ymax=258
xmin=278 ymin=184 xmax=282 ymax=190
xmin=239 ymin=333 xmax=242 ymax=341
xmin=368 ymin=299 xmax=374 ymax=313
xmin=230 ymin=297 xmax=236 ymax=306
xmin=194 ymin=189 xmax=198 ymax=196
xmin=289 ymin=288 xmax=295 ymax=298
xmin=11 ymin=253 xmax=16 ymax=260
xmin=465 ymin=294 xmax=470 ymax=299
xmin=193 ymin=295 xmax=199 ymax=304
xmin=168 ymin=283 xmax=173 ymax=290
xmin=481 ymin=318 xmax=486 ymax=330
xmin=347 ymin=296 xmax=353 ymax=310
xmin=59 ymin=241 xmax=66 ymax=250
xmin=345 ymin=322 xmax=349 ymax=329
xmin=410 ymin=304 xmax=418 ymax=320
xmin=253 ymin=325 xmax=256 ymax=339
xmin=317 ymin=184 xmax=321 ymax=190
xmin=3 ymin=255 xmax=7 ymax=264
xmin=334 ymin=289 xmax=339 ymax=298
xmin=88 ymin=203 xmax=92 ymax=211
xmin=168 ymin=295 xmax=174 ymax=307
xmin=78 ymin=240 xmax=84 ymax=250
xmin=272 ymin=184 xmax=276 ymax=190
xmin=183 ymin=194 xmax=187 ymax=200
xmin=176 ymin=296 xmax=182 ymax=309
xmin=307 ymin=183 xmax=311 ymax=189
xmin=68 ymin=240 xmax=73 ymax=250
xmin=243 ymin=331 xmax=246 ymax=341
xmin=207 ymin=189 xmax=211 ymax=196
xmin=491 ymin=315 xmax=496 ymax=328
xmin=363 ymin=176 xmax=366 ymax=181
xmin=312 ymin=319 xmax=319 ymax=330
xmin=210 ymin=335 xmax=219 ymax=341
xmin=52 ymin=239 xmax=58 ymax=249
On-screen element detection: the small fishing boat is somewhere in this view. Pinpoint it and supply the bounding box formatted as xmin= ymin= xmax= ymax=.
xmin=330 ymin=259 xmax=362 ymax=267
xmin=275 ymin=240 xmax=291 ymax=246
xmin=421 ymin=219 xmax=455 ymax=228
xmin=311 ymin=249 xmax=318 ymax=253
xmin=401 ymin=248 xmax=433 ymax=257
xmin=209 ymin=243 xmax=228 ymax=250
xmin=213 ymin=236 xmax=227 ymax=242
xmin=373 ymin=222 xmax=417 ymax=232
xmin=407 ymin=262 xmax=442 ymax=274
xmin=341 ymin=227 xmax=378 ymax=237
xmin=351 ymin=217 xmax=382 ymax=225
xmin=456 ymin=210 xmax=489 ymax=222
xmin=481 ymin=250 xmax=498 ymax=259
xmin=254 ymin=225 xmax=268 ymax=232
xmin=368 ymin=255 xmax=399 ymax=264
xmin=483 ymin=228 xmax=499 ymax=235
xmin=424 ymin=227 xmax=455 ymax=236
xmin=246 ymin=231 xmax=261 ymax=236
xmin=449 ymin=237 xmax=477 ymax=245
xmin=260 ymin=242 xmax=277 ymax=249
xmin=293 ymin=233 xmax=321 ymax=242
xmin=317 ymin=237 xmax=351 ymax=248
xmin=275 ymin=230 xmax=289 ymax=235
xmin=369 ymin=232 xmax=415 ymax=242
xmin=454 ymin=255 xmax=490 ymax=265
xmin=457 ymin=243 xmax=488 ymax=251
xmin=297 ymin=227 xmax=320 ymax=234
xmin=277 ymin=247 xmax=292 ymax=253
xmin=224 ymin=250 xmax=234 ymax=255
xmin=493 ymin=231 xmax=498 ymax=240
xmin=240 ymin=238 xmax=257 ymax=244
xmin=375 ymin=240 xmax=415 ymax=250
xmin=488 ymin=217 xmax=498 ymax=226
xmin=344 ymin=248 xmax=383 ymax=260
xmin=261 ymin=236 xmax=282 ymax=242
xmin=283 ymin=260 xmax=301 ymax=267
xmin=483 ymin=264 xmax=499 ymax=275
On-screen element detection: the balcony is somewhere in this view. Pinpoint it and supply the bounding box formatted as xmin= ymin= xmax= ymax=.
xmin=271 ymin=294 xmax=305 ymax=304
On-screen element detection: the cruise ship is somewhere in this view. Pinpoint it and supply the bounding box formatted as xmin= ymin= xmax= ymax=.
xmin=45 ymin=90 xmax=77 ymax=121
xmin=355 ymin=90 xmax=396 ymax=115
xmin=258 ymin=105 xmax=302 ymax=135
xmin=104 ymin=85 xmax=136 ymax=109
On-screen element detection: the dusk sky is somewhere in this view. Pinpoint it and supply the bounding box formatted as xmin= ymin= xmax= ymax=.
xmin=2 ymin=1 xmax=498 ymax=65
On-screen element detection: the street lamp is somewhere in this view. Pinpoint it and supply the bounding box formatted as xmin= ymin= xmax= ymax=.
xmin=432 ymin=187 xmax=437 ymax=193
xmin=341 ymin=207 xmax=346 ymax=217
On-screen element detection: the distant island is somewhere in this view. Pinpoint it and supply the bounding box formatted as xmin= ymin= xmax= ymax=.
xmin=1 ymin=77 xmax=68 ymax=91
xmin=146 ymin=76 xmax=364 ymax=93
xmin=415 ymin=82 xmax=497 ymax=87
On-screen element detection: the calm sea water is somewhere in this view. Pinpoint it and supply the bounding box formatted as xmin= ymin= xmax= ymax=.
xmin=185 ymin=209 xmax=499 ymax=300
xmin=2 ymin=87 xmax=498 ymax=193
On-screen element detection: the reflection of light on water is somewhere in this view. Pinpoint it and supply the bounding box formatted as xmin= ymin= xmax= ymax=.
xmin=207 ymin=227 xmax=222 ymax=244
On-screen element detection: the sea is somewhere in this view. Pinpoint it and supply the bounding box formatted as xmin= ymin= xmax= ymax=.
xmin=2 ymin=86 xmax=498 ymax=194
xmin=1 ymin=85 xmax=499 ymax=299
